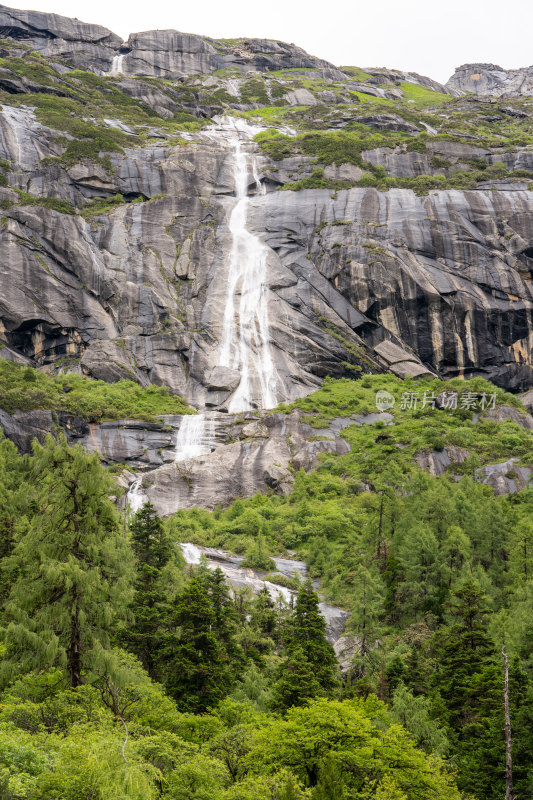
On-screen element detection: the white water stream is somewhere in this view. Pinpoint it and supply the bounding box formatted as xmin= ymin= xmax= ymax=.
xmin=126 ymin=476 xmax=147 ymax=514
xmin=175 ymin=414 xmax=216 ymax=462
xmin=179 ymin=542 xmax=350 ymax=641
xmin=211 ymin=118 xmax=280 ymax=413
xmin=108 ymin=55 xmax=124 ymax=75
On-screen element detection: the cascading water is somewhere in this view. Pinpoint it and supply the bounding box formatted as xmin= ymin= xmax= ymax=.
xmin=175 ymin=414 xmax=215 ymax=462
xmin=127 ymin=477 xmax=146 ymax=514
xmin=179 ymin=542 xmax=350 ymax=641
xmin=216 ymin=119 xmax=280 ymax=413
xmin=108 ymin=55 xmax=124 ymax=75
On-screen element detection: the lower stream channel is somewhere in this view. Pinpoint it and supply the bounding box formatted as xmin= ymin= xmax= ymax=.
xmin=180 ymin=542 xmax=350 ymax=643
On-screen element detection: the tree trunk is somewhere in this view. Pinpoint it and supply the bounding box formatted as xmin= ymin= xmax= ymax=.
xmin=68 ymin=599 xmax=82 ymax=688
xmin=502 ymin=646 xmax=513 ymax=800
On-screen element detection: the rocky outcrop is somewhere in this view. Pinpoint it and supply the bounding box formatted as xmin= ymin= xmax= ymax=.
xmin=478 ymin=458 xmax=532 ymax=494
xmin=446 ymin=63 xmax=533 ymax=97
xmin=415 ymin=445 xmax=470 ymax=476
xmin=142 ymin=410 xmax=350 ymax=515
xmin=121 ymin=32 xmax=336 ymax=78
xmin=521 ymin=389 xmax=533 ymax=413
xmin=359 ymin=67 xmax=453 ymax=96
xmin=0 ymin=3 xmax=336 ymax=79
xmin=0 ymin=3 xmax=121 ymax=72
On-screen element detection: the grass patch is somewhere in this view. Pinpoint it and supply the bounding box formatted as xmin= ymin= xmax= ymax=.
xmin=0 ymin=359 xmax=194 ymax=422
xmin=399 ymin=82 xmax=452 ymax=107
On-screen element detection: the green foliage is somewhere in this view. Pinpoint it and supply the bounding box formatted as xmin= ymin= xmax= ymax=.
xmin=240 ymin=536 xmax=276 ymax=570
xmin=399 ymin=82 xmax=451 ymax=106
xmin=1 ymin=434 xmax=135 ymax=688
xmin=14 ymin=189 xmax=76 ymax=215
xmin=0 ymin=358 xmax=194 ymax=421
xmin=245 ymin=697 xmax=462 ymax=799
xmin=122 ymin=503 xmax=183 ymax=679
xmin=80 ymin=192 xmax=127 ymax=219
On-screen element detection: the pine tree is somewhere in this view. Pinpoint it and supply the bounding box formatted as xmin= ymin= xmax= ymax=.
xmin=1 ymin=435 xmax=134 ymax=688
xmin=432 ymin=579 xmax=504 ymax=799
xmin=163 ymin=575 xmax=235 ymax=711
xmin=286 ymin=579 xmax=337 ymax=690
xmin=273 ymin=646 xmax=323 ymax=710
xmin=274 ymin=580 xmax=337 ymax=708
xmin=123 ymin=502 xmax=179 ymax=678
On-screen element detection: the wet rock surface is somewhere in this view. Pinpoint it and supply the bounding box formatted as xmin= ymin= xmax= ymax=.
xmin=141 ymin=409 xmax=351 ymax=515
xmin=179 ymin=542 xmax=350 ymax=644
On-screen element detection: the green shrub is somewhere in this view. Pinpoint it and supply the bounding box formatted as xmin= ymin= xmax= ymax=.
xmin=0 ymin=359 xmax=194 ymax=421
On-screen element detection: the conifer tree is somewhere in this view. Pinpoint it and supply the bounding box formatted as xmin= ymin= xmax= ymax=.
xmin=273 ymin=646 xmax=323 ymax=710
xmin=432 ymin=579 xmax=504 ymax=798
xmin=274 ymin=580 xmax=337 ymax=708
xmin=163 ymin=574 xmax=235 ymax=711
xmin=123 ymin=502 xmax=179 ymax=678
xmin=1 ymin=435 xmax=134 ymax=688
xmin=286 ymin=579 xmax=337 ymax=690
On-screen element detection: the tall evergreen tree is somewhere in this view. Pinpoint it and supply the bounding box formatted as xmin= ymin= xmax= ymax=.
xmin=286 ymin=580 xmax=337 ymax=689
xmin=274 ymin=580 xmax=337 ymax=708
xmin=123 ymin=502 xmax=179 ymax=678
xmin=1 ymin=435 xmax=134 ymax=688
xmin=432 ymin=579 xmax=504 ymax=799
xmin=163 ymin=573 xmax=236 ymax=711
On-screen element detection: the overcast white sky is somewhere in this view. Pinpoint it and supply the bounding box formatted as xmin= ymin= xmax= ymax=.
xmin=4 ymin=0 xmax=533 ymax=84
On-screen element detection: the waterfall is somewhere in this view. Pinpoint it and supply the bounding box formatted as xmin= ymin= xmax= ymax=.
xmin=175 ymin=414 xmax=215 ymax=462
xmin=108 ymin=55 xmax=124 ymax=75
xmin=127 ymin=477 xmax=146 ymax=514
xmin=217 ymin=120 xmax=279 ymax=413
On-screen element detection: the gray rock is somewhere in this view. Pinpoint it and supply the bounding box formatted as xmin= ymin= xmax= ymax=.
xmin=0 ymin=408 xmax=54 ymax=451
xmin=0 ymin=3 xmax=121 ymax=72
xmin=323 ymin=163 xmax=364 ymax=182
xmin=284 ymin=88 xmax=319 ymax=106
xmin=333 ymin=635 xmax=363 ymax=675
xmin=484 ymin=405 xmax=533 ymax=430
xmin=446 ymin=63 xmax=533 ymax=97
xmin=478 ymin=458 xmax=532 ymax=494
xmin=520 ymin=390 xmax=533 ymax=413
xmin=205 ymin=366 xmax=241 ymax=392
xmin=357 ymin=114 xmax=420 ymax=133
xmin=415 ymin=445 xmax=470 ymax=476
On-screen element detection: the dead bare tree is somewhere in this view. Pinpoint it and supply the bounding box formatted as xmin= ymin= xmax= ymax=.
xmin=502 ymin=646 xmax=513 ymax=800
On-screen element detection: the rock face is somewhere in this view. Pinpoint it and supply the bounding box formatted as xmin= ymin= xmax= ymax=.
xmin=478 ymin=458 xmax=532 ymax=494
xmin=122 ymin=31 xmax=336 ymax=78
xmin=0 ymin=5 xmax=531 ymax=411
xmin=446 ymin=63 xmax=533 ymax=97
xmin=0 ymin=110 xmax=532 ymax=408
xmin=142 ymin=410 xmax=350 ymax=515
xmin=0 ymin=4 xmax=335 ymax=78
xmin=0 ymin=4 xmax=121 ymax=72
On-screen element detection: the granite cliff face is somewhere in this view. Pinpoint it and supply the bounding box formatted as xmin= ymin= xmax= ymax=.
xmin=446 ymin=63 xmax=533 ymax=97
xmin=0 ymin=108 xmax=530 ymax=403
xmin=0 ymin=4 xmax=337 ymax=78
xmin=0 ymin=4 xmax=531 ymax=514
